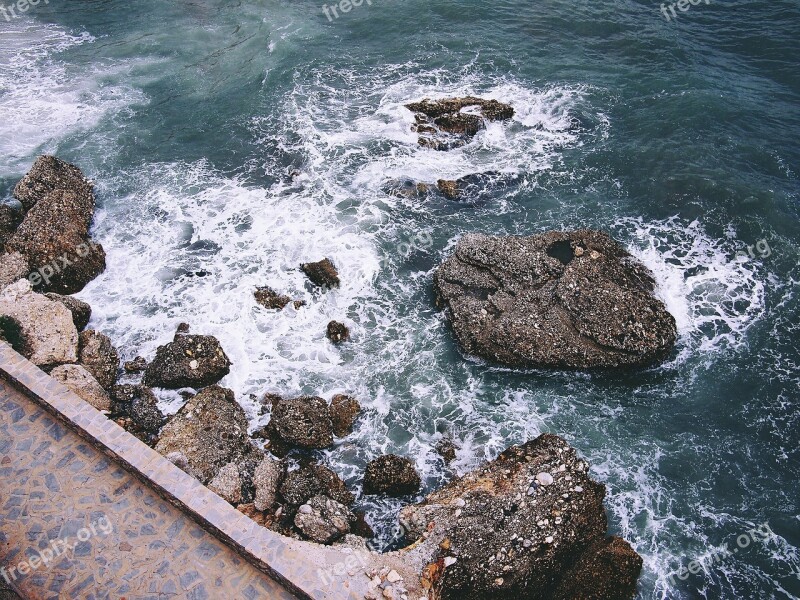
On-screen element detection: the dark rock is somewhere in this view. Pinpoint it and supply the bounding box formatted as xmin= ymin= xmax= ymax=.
xmin=406 ymin=97 xmax=514 ymax=151
xmin=363 ymin=454 xmax=421 ymax=497
xmin=78 ymin=330 xmax=119 ymax=390
xmin=143 ymin=333 xmax=231 ymax=389
xmin=123 ymin=356 xmax=148 ymax=373
xmin=301 ymin=258 xmax=340 ymax=289
xmin=351 ymin=510 xmax=375 ymax=539
xmin=294 ymin=495 xmax=355 ymax=544
xmin=326 ymin=320 xmax=350 ymax=344
xmin=329 ymin=394 xmax=360 ymax=437
xmin=254 ymin=286 xmax=305 ymax=310
xmin=266 ymin=396 xmax=334 ymax=451
xmin=176 ymin=322 xmax=190 ymax=335
xmin=0 ymin=252 xmax=29 ymax=290
xmin=44 ymin=293 xmax=91 ymax=331
xmin=259 ymin=392 xmax=283 ymax=415
xmin=154 ymin=385 xmax=261 ymax=483
xmin=111 ymin=384 xmax=164 ymax=437
xmin=435 ymin=438 xmax=458 ymax=464
xmin=382 ymin=179 xmax=432 ymax=200
xmin=0 ymin=315 xmax=26 ymax=354
xmin=0 ymin=204 xmax=24 ymax=245
xmin=437 ymin=180 xmax=459 ymax=200
xmin=399 ymin=434 xmax=642 ymax=600
xmin=434 ymin=230 xmax=677 ymax=369
xmin=279 ymin=463 xmax=354 ymax=507
xmin=13 ymin=156 xmax=94 ymax=213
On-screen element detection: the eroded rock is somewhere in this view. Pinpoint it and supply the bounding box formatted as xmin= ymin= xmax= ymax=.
xmin=266 ymin=396 xmax=334 ymax=451
xmin=254 ymin=286 xmax=305 ymax=310
xmin=111 ymin=384 xmax=164 ymax=438
xmin=279 ymin=463 xmax=354 ymax=507
xmin=363 ymin=454 xmax=421 ymax=497
xmin=301 ymin=258 xmax=340 ymax=289
xmin=294 ymin=495 xmax=355 ymax=544
xmin=44 ymin=293 xmax=92 ymax=331
xmin=406 ymin=97 xmax=514 ymax=151
xmin=78 ymin=330 xmax=119 ymax=390
xmin=329 ymin=394 xmax=361 ymax=437
xmin=326 ymin=320 xmax=350 ymax=344
xmin=12 ymin=155 xmax=94 ymax=213
xmin=253 ymin=456 xmax=285 ymax=511
xmin=143 ymin=332 xmax=231 ymax=389
xmin=208 ymin=463 xmax=243 ymax=505
xmin=51 ymin=364 xmax=111 ymax=411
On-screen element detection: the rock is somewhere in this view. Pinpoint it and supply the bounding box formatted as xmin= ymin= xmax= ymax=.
xmin=143 ymin=333 xmax=231 ymax=389
xmin=236 ymin=503 xmax=271 ymax=528
xmin=406 ymin=97 xmax=514 ymax=151
xmin=0 ymin=204 xmax=24 ymax=245
xmin=433 ymin=230 xmax=677 ymax=369
xmin=294 ymin=495 xmax=355 ymax=544
xmin=363 ymin=455 xmax=421 ymax=497
xmin=253 ymin=456 xmax=285 ymax=511
xmin=398 ymin=434 xmax=642 ymax=600
xmin=536 ymin=472 xmax=554 ymax=486
xmin=437 ymin=180 xmax=459 ymax=200
xmin=44 ymin=293 xmax=91 ymax=331
xmin=435 ymin=438 xmax=458 ymax=464
xmin=382 ymin=178 xmax=432 ymax=200
xmin=50 ymin=364 xmax=111 ymax=411
xmin=12 ymin=155 xmax=93 ymax=213
xmin=0 ymin=315 xmax=26 ymax=353
xmin=326 ymin=320 xmax=350 ymax=344
xmin=329 ymin=394 xmax=361 ymax=437
xmin=266 ymin=396 xmax=334 ymax=451
xmin=111 ymin=384 xmax=164 ymax=436
xmin=279 ymin=463 xmax=354 ymax=507
xmin=0 ymin=279 xmax=78 ymax=366
xmin=254 ymin=286 xmax=305 ymax=310
xmin=154 ymin=386 xmax=260 ymax=483
xmin=208 ymin=463 xmax=243 ymax=505
xmin=0 ymin=252 xmax=29 ymax=290
xmin=301 ymin=258 xmax=340 ymax=289
xmin=123 ymin=356 xmax=148 ymax=373
xmin=78 ymin=330 xmax=119 ymax=390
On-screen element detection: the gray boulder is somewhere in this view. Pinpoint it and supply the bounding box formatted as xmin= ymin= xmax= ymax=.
xmin=279 ymin=463 xmax=354 ymax=507
xmin=208 ymin=463 xmax=243 ymax=505
xmin=253 ymin=457 xmax=285 ymax=511
xmin=51 ymin=364 xmax=111 ymax=411
xmin=0 ymin=252 xmax=29 ymax=290
xmin=44 ymin=293 xmax=92 ymax=331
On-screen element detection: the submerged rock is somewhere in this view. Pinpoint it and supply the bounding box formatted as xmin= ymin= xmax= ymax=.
xmin=154 ymin=385 xmax=260 ymax=483
xmin=329 ymin=394 xmax=361 ymax=437
xmin=406 ymin=97 xmax=514 ymax=150
xmin=326 ymin=320 xmax=350 ymax=344
xmin=51 ymin=364 xmax=111 ymax=411
xmin=301 ymin=258 xmax=340 ymax=289
xmin=363 ymin=454 xmax=421 ymax=497
xmin=435 ymin=438 xmax=458 ymax=464
xmin=123 ymin=356 xmax=148 ymax=373
xmin=398 ymin=434 xmax=642 ymax=600
xmin=143 ymin=331 xmax=231 ymax=389
xmin=254 ymin=286 xmax=305 ymax=310
xmin=266 ymin=395 xmax=334 ymax=451
xmin=0 ymin=279 xmax=78 ymax=366
xmin=78 ymin=330 xmax=119 ymax=391
xmin=434 ymin=230 xmax=677 ymax=369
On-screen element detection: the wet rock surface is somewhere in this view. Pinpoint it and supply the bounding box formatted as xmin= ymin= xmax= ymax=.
xmin=329 ymin=394 xmax=361 ymax=437
xmin=78 ymin=330 xmax=119 ymax=390
xmin=399 ymin=434 xmax=642 ymax=600
xmin=154 ymin=385 xmax=260 ymax=483
xmin=434 ymin=230 xmax=677 ymax=369
xmin=326 ymin=320 xmax=350 ymax=344
xmin=254 ymin=286 xmax=304 ymax=310
xmin=363 ymin=454 xmax=421 ymax=497
xmin=143 ymin=331 xmax=231 ymax=389
xmin=406 ymin=97 xmax=514 ymax=150
xmin=266 ymin=395 xmax=334 ymax=452
xmin=111 ymin=384 xmax=164 ymax=441
xmin=300 ymin=258 xmax=340 ymax=289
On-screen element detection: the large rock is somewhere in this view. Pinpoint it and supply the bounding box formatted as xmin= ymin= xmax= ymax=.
xmin=0 ymin=279 xmax=78 ymax=366
xmin=50 ymin=364 xmax=111 ymax=411
xmin=434 ymin=230 xmax=677 ymax=369
xmin=12 ymin=155 xmax=94 ymax=213
xmin=143 ymin=332 xmax=231 ymax=389
xmin=329 ymin=394 xmax=360 ymax=437
xmin=294 ymin=495 xmax=355 ymax=544
xmin=78 ymin=330 xmax=119 ymax=390
xmin=363 ymin=454 xmax=421 ymax=497
xmin=399 ymin=434 xmax=643 ymax=600
xmin=208 ymin=463 xmax=243 ymax=505
xmin=0 ymin=252 xmax=29 ymax=290
xmin=279 ymin=463 xmax=354 ymax=507
xmin=253 ymin=457 xmax=285 ymax=511
xmin=266 ymin=396 xmax=334 ymax=451
xmin=111 ymin=384 xmax=164 ymax=437
xmin=44 ymin=293 xmax=92 ymax=331
xmin=406 ymin=97 xmax=514 ymax=150
xmin=154 ymin=386 xmax=260 ymax=483
xmin=300 ymin=258 xmax=340 ymax=289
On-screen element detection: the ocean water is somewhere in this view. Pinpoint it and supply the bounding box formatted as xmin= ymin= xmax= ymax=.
xmin=1 ymin=1 xmax=799 ymax=597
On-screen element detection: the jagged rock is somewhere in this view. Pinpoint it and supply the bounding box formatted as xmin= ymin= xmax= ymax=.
xmin=435 ymin=438 xmax=458 ymax=464
xmin=12 ymin=155 xmax=94 ymax=213
xmin=326 ymin=320 xmax=350 ymax=344
xmin=279 ymin=463 xmax=354 ymax=507
xmin=143 ymin=332 xmax=231 ymax=389
xmin=301 ymin=258 xmax=340 ymax=289
xmin=254 ymin=286 xmax=304 ymax=310
xmin=44 ymin=293 xmax=91 ymax=331
xmin=154 ymin=386 xmax=261 ymax=483
xmin=0 ymin=279 xmax=78 ymax=366
xmin=294 ymin=495 xmax=355 ymax=544
xmin=208 ymin=463 xmax=243 ymax=505
xmin=123 ymin=356 xmax=148 ymax=373
xmin=0 ymin=252 xmax=29 ymax=290
xmin=51 ymin=364 xmax=111 ymax=411
xmin=329 ymin=394 xmax=361 ymax=437
xmin=266 ymin=396 xmax=334 ymax=451
xmin=78 ymin=330 xmax=119 ymax=390
xmin=406 ymin=97 xmax=515 ymax=150
xmin=363 ymin=455 xmax=421 ymax=497
xmin=398 ymin=434 xmax=642 ymax=600
xmin=434 ymin=230 xmax=677 ymax=369
xmin=253 ymin=457 xmax=285 ymax=511
xmin=111 ymin=384 xmax=164 ymax=436
xmin=0 ymin=204 xmax=24 ymax=245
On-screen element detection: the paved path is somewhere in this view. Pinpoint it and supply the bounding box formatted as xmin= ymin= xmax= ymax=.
xmin=0 ymin=379 xmax=297 ymax=600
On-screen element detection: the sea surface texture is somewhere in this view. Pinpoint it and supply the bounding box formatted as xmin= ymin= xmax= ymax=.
xmin=1 ymin=1 xmax=799 ymax=598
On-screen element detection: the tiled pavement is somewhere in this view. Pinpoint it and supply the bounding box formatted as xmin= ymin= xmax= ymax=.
xmin=0 ymin=378 xmax=298 ymax=600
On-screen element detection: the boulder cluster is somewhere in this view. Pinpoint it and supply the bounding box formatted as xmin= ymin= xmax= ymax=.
xmin=406 ymin=97 xmax=515 ymax=151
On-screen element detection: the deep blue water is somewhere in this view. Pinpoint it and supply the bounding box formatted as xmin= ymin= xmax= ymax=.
xmin=1 ymin=1 xmax=799 ymax=597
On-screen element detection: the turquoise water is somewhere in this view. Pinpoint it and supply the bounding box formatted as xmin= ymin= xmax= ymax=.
xmin=1 ymin=1 xmax=799 ymax=597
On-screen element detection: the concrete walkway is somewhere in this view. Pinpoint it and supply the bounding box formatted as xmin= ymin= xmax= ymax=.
xmin=0 ymin=378 xmax=297 ymax=600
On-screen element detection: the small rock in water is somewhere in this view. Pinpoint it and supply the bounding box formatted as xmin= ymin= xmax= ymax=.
xmin=536 ymin=472 xmax=554 ymax=486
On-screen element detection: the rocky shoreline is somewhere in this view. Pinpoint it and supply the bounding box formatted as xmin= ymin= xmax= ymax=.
xmin=0 ymin=143 xmax=657 ymax=598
